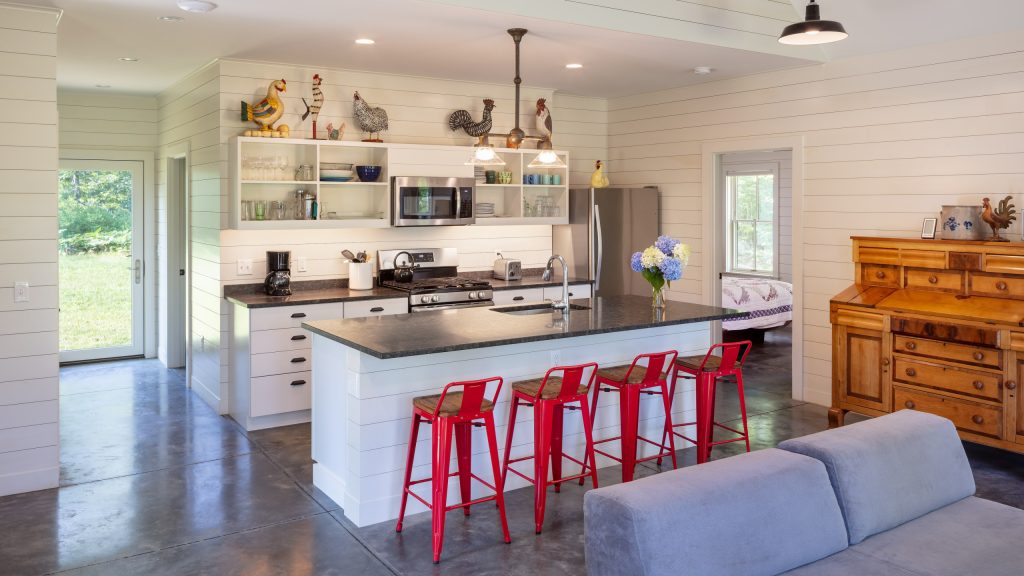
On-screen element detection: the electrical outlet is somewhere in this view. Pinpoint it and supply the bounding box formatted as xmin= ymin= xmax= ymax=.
xmin=550 ymin=350 xmax=562 ymax=366
xmin=296 ymin=257 xmax=308 ymax=273
xmin=14 ymin=282 xmax=29 ymax=302
xmin=237 ymin=259 xmax=253 ymax=276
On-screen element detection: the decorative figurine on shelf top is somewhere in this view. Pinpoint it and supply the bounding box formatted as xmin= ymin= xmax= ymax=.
xmin=448 ymin=99 xmax=495 ymax=138
xmin=301 ymin=74 xmax=325 ymax=139
xmin=981 ymin=195 xmax=1017 ymax=242
xmin=535 ymin=98 xmax=553 ymax=144
xmin=591 ymin=160 xmax=610 ymax=188
xmin=241 ymin=79 xmax=289 ymax=138
xmin=353 ymin=91 xmax=389 ymax=142
xmin=326 ymin=122 xmax=345 ymax=141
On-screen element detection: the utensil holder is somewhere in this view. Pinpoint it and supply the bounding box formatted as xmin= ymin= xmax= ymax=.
xmin=349 ymin=262 xmax=374 ymax=291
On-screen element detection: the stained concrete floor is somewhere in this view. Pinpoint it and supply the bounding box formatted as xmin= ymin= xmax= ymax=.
xmin=1 ymin=326 xmax=1021 ymax=575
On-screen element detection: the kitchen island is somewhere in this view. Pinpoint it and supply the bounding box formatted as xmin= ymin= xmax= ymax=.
xmin=303 ymin=295 xmax=743 ymax=526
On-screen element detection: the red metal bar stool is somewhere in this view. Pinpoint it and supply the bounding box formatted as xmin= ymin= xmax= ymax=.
xmin=395 ymin=376 xmax=511 ymax=564
xmin=590 ymin=351 xmax=679 ymax=483
xmin=501 ymin=363 xmax=600 ymax=534
xmin=661 ymin=341 xmax=752 ymax=465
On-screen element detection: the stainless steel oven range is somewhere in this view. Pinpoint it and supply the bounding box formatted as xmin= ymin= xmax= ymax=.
xmin=377 ymin=248 xmax=493 ymax=312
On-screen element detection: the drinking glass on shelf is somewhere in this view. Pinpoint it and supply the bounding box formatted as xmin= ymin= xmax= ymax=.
xmin=273 ymin=200 xmax=286 ymax=220
xmin=274 ymin=155 xmax=289 ymax=181
xmin=241 ymin=157 xmax=253 ymax=180
xmin=241 ymin=200 xmax=252 ymax=221
xmin=254 ymin=200 xmax=266 ymax=221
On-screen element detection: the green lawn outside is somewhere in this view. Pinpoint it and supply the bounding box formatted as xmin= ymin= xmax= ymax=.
xmin=59 ymin=252 xmax=132 ymax=351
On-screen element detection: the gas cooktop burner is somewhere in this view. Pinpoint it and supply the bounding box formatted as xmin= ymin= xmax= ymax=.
xmin=381 ymin=276 xmax=490 ymax=292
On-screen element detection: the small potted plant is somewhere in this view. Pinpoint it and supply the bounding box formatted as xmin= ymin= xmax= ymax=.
xmin=630 ymin=235 xmax=690 ymax=309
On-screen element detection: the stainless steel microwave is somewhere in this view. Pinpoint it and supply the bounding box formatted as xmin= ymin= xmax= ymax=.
xmin=392 ymin=176 xmax=475 ymax=226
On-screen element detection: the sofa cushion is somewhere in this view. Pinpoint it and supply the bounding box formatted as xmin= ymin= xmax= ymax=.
xmin=849 ymin=496 xmax=1024 ymax=576
xmin=583 ymin=448 xmax=848 ymax=576
xmin=781 ymin=547 xmax=921 ymax=575
xmin=778 ymin=410 xmax=975 ymax=544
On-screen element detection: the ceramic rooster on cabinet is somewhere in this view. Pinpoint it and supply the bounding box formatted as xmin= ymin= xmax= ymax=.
xmin=241 ymin=79 xmax=289 ymax=137
xmin=353 ymin=91 xmax=388 ymax=142
xmin=448 ymin=98 xmax=495 ymax=140
xmin=535 ymin=98 xmax=553 ymax=143
xmin=301 ymin=74 xmax=324 ymax=139
xmin=982 ymin=196 xmax=1017 ymax=242
xmin=591 ymin=160 xmax=610 ymax=188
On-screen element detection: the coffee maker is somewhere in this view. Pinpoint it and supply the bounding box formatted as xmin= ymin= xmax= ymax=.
xmin=264 ymin=250 xmax=292 ymax=296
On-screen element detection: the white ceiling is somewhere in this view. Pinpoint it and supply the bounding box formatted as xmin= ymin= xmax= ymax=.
xmin=19 ymin=0 xmax=1024 ymax=98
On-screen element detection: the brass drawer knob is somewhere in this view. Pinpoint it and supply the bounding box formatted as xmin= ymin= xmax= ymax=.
xmin=973 ymin=380 xmax=985 ymax=390
xmin=876 ymin=270 xmax=886 ymax=279
xmin=928 ymin=275 xmax=939 ymax=284
xmin=1007 ymin=381 xmax=1018 ymax=390
xmin=905 ymin=400 xmax=916 ymax=409
xmin=972 ymin=415 xmax=984 ymax=425
xmin=973 ymin=352 xmax=984 ymax=361
xmin=881 ymin=358 xmax=890 ymax=366
xmin=905 ymin=367 xmax=917 ymax=377
xmin=996 ymin=281 xmax=1009 ymax=291
xmin=905 ymin=341 xmax=917 ymax=350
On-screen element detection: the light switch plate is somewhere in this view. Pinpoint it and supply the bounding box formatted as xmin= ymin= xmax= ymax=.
xmin=14 ymin=282 xmax=28 ymax=302
xmin=237 ymin=259 xmax=253 ymax=276
xmin=296 ymin=257 xmax=308 ymax=273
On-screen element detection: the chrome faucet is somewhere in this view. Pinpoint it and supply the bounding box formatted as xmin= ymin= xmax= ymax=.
xmin=543 ymin=254 xmax=570 ymax=311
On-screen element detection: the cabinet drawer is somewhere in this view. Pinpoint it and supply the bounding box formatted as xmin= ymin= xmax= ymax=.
xmin=904 ymin=269 xmax=962 ymax=292
xmin=251 ymin=302 xmax=345 ymax=331
xmin=543 ymin=284 xmax=592 ymax=301
xmin=493 ymin=288 xmax=544 ymax=305
xmin=984 ymin=254 xmax=1024 ymax=275
xmin=891 ymin=316 xmax=999 ymax=347
xmin=893 ymin=335 xmax=1001 ymax=369
xmin=862 ymin=264 xmax=899 ymax=287
xmin=893 ymin=357 xmax=1001 ymax=401
xmin=250 ymin=327 xmax=312 ymax=354
xmin=251 ymin=349 xmax=311 ymax=377
xmin=900 ymin=250 xmax=945 ymax=269
xmin=858 ymin=247 xmax=899 ymax=265
xmin=343 ymin=298 xmax=407 ymax=319
xmin=251 ymin=371 xmax=311 ymax=417
xmin=970 ymin=273 xmax=1024 ymax=299
xmin=835 ymin=308 xmax=884 ymax=330
xmin=894 ymin=386 xmax=1002 ymax=438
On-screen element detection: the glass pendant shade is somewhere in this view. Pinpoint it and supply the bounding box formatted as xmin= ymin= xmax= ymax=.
xmin=465 ymin=144 xmax=506 ymax=166
xmin=527 ymin=150 xmax=567 ymax=168
xmin=779 ymin=1 xmax=847 ymax=45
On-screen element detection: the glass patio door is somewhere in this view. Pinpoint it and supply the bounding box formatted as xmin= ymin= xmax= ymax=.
xmin=58 ymin=159 xmax=144 ymax=362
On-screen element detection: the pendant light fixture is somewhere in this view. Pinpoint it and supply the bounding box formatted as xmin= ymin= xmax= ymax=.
xmin=464 ymin=135 xmax=506 ymax=166
xmin=779 ymin=0 xmax=848 ymax=45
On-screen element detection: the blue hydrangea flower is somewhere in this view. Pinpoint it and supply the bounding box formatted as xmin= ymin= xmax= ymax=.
xmin=658 ymin=257 xmax=683 ymax=281
xmin=655 ymin=235 xmax=680 ymax=256
xmin=630 ymin=251 xmax=644 ymax=272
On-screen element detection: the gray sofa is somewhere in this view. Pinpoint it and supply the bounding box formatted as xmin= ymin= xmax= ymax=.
xmin=583 ymin=410 xmax=1024 ymax=576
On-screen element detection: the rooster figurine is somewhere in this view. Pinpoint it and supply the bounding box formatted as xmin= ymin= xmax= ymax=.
xmin=981 ymin=196 xmax=1017 ymax=242
xmin=535 ymin=98 xmax=553 ymax=144
xmin=591 ymin=160 xmax=610 ymax=188
xmin=301 ymin=74 xmax=325 ymax=139
xmin=326 ymin=122 xmax=345 ymax=141
xmin=241 ymin=79 xmax=289 ymax=137
xmin=353 ymin=91 xmax=389 ymax=142
xmin=448 ymin=98 xmax=495 ymax=139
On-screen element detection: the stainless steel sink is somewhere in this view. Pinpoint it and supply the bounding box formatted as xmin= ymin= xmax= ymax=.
xmin=491 ymin=302 xmax=591 ymax=316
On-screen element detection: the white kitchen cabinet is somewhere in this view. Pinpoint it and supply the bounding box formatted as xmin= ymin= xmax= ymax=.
xmin=543 ymin=284 xmax=592 ymax=301
xmin=230 ymin=299 xmax=406 ymax=430
xmin=492 ymin=288 xmax=545 ymax=305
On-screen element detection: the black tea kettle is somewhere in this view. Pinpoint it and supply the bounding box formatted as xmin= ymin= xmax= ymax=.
xmin=393 ymin=251 xmax=418 ymax=283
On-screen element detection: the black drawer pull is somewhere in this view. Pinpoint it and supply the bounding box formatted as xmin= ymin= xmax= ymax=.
xmin=291 ymin=357 xmax=306 ymax=363
xmin=290 ymin=379 xmax=306 ymax=386
xmin=568 ymin=292 xmax=574 ymax=297
xmin=291 ymin=312 xmax=306 ymax=318
xmin=513 ymin=296 xmax=525 ymax=301
xmin=291 ymin=334 xmax=307 ymax=341
xmin=370 ymin=306 xmax=384 ymax=312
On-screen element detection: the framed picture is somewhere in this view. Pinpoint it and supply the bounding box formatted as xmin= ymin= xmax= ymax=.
xmin=921 ymin=217 xmax=937 ymax=239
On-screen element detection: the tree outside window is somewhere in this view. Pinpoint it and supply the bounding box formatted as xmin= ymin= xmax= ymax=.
xmin=726 ymin=168 xmax=777 ymax=276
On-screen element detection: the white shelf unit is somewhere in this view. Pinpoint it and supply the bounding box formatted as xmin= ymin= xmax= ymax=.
xmin=230 ymin=137 xmax=569 ymax=228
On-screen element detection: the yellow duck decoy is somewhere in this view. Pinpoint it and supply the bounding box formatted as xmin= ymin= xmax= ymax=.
xmin=591 ymin=160 xmax=610 ymax=188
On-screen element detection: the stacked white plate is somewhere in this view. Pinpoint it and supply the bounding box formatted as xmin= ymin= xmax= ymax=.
xmin=476 ymin=202 xmax=495 ymax=218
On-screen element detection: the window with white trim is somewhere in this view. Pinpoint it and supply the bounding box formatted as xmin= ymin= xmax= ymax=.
xmin=725 ymin=164 xmax=778 ymax=277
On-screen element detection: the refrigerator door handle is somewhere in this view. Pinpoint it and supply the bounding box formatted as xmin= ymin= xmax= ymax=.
xmin=594 ymin=203 xmax=603 ymax=293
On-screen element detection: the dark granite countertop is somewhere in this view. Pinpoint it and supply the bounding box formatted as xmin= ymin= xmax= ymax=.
xmin=303 ymin=295 xmax=745 ymax=359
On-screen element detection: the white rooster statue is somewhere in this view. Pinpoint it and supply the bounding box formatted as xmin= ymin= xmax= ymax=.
xmin=535 ymin=98 xmax=553 ymax=144
xmin=353 ymin=91 xmax=389 ymax=142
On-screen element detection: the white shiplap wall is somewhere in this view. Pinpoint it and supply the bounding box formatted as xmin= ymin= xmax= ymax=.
xmin=609 ymin=31 xmax=1024 ymax=405
xmin=57 ymin=91 xmax=158 ymax=151
xmin=0 ymin=5 xmax=60 ymax=497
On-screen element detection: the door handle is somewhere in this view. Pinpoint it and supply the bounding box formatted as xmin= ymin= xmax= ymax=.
xmin=594 ymin=203 xmax=603 ymax=293
xmin=134 ymin=259 xmax=141 ymax=284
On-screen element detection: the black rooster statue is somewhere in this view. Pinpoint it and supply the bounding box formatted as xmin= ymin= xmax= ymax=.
xmin=448 ymin=99 xmax=495 ymax=139
xmin=353 ymin=91 xmax=389 ymax=142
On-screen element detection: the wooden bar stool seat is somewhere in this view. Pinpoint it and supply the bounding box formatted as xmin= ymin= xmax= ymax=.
xmin=412 ymin=393 xmax=495 ymax=417
xmin=511 ymin=376 xmax=588 ymax=400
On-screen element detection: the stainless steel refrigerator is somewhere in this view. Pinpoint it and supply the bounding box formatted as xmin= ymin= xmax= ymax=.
xmin=552 ymin=187 xmax=660 ymax=297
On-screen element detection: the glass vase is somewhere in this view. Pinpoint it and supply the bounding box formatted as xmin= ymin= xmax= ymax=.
xmin=652 ymin=285 xmax=666 ymax=309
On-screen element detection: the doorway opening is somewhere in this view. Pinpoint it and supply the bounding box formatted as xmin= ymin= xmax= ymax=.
xmin=58 ymin=159 xmax=145 ymax=363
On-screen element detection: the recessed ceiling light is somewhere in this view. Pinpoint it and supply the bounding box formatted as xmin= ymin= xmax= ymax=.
xmin=95 ymin=84 xmax=111 ymax=89
xmin=355 ymin=38 xmax=375 ymax=45
xmin=565 ymin=63 xmax=583 ymax=69
xmin=693 ymin=66 xmax=713 ymax=75
xmin=119 ymin=57 xmax=139 ymax=62
xmin=177 ymin=0 xmax=217 ymax=13
xmin=158 ymin=15 xmax=184 ymax=22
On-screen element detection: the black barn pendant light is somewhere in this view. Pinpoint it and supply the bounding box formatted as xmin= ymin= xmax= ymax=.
xmin=779 ymin=0 xmax=848 ymax=45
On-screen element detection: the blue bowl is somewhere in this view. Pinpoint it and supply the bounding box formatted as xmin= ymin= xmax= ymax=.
xmin=356 ymin=165 xmax=382 ymax=182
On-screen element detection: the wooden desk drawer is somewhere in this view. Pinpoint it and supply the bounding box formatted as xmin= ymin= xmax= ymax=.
xmin=891 ymin=316 xmax=999 ymax=347
xmin=862 ymin=264 xmax=899 ymax=287
xmin=984 ymin=254 xmax=1024 ymax=275
xmin=894 ymin=386 xmax=1002 ymax=438
xmin=251 ymin=349 xmax=311 ymax=377
xmin=970 ymin=273 xmax=1024 ymax=299
xmin=251 ymin=303 xmax=345 ymax=331
xmin=250 ymin=327 xmax=312 ymax=354
xmin=901 ymin=250 xmax=945 ymax=269
xmin=858 ymin=247 xmax=899 ymax=265
xmin=251 ymin=371 xmax=311 ymax=417
xmin=893 ymin=357 xmax=1001 ymax=401
xmin=904 ymin=268 xmax=962 ymax=292
xmin=893 ymin=335 xmax=1001 ymax=369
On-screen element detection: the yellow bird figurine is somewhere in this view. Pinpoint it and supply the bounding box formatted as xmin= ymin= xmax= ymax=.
xmin=591 ymin=160 xmax=610 ymax=188
xmin=241 ymin=79 xmax=288 ymax=137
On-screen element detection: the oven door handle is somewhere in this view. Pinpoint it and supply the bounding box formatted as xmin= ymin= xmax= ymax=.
xmin=411 ymin=301 xmax=493 ymax=312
